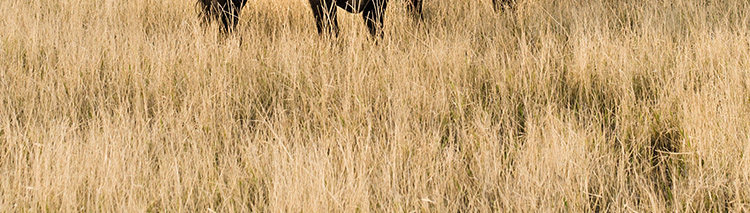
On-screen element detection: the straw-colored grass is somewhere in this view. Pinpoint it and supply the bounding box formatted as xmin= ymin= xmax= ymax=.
xmin=1 ymin=0 xmax=749 ymax=211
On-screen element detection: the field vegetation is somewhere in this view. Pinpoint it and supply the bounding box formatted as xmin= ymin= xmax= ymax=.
xmin=1 ymin=0 xmax=749 ymax=211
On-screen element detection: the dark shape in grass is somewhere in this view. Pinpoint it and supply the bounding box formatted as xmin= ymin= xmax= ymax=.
xmin=493 ymin=0 xmax=516 ymax=12
xmin=309 ymin=0 xmax=424 ymax=38
xmin=198 ymin=0 xmax=247 ymax=33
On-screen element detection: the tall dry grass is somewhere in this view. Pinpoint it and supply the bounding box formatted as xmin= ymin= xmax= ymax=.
xmin=1 ymin=0 xmax=749 ymax=211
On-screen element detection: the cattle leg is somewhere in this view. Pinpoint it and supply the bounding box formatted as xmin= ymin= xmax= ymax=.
xmin=309 ymin=0 xmax=339 ymax=36
xmin=362 ymin=0 xmax=388 ymax=38
xmin=220 ymin=4 xmax=241 ymax=32
xmin=407 ymin=0 xmax=423 ymax=18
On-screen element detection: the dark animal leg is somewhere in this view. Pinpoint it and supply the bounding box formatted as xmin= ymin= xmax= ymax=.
xmin=362 ymin=0 xmax=387 ymax=38
xmin=198 ymin=0 xmax=246 ymax=33
xmin=407 ymin=0 xmax=423 ymax=18
xmin=200 ymin=0 xmax=218 ymax=28
xmin=309 ymin=0 xmax=339 ymax=36
xmin=220 ymin=5 xmax=240 ymax=33
xmin=228 ymin=0 xmax=246 ymax=32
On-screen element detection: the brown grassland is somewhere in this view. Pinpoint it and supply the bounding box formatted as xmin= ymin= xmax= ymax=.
xmin=1 ymin=0 xmax=750 ymax=211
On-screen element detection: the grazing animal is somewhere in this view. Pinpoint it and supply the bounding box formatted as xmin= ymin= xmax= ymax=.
xmin=309 ymin=0 xmax=424 ymax=37
xmin=198 ymin=0 xmax=247 ymax=32
xmin=197 ymin=0 xmax=511 ymax=35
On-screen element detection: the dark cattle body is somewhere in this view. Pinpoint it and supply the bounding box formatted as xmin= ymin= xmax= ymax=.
xmin=198 ymin=0 xmax=247 ymax=32
xmin=198 ymin=0 xmax=512 ymax=35
xmin=309 ymin=0 xmax=422 ymax=37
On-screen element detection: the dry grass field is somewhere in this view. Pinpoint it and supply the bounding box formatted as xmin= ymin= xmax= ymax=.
xmin=1 ymin=0 xmax=750 ymax=211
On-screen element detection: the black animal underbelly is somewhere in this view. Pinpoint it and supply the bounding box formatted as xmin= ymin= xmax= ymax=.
xmin=335 ymin=0 xmax=370 ymax=13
